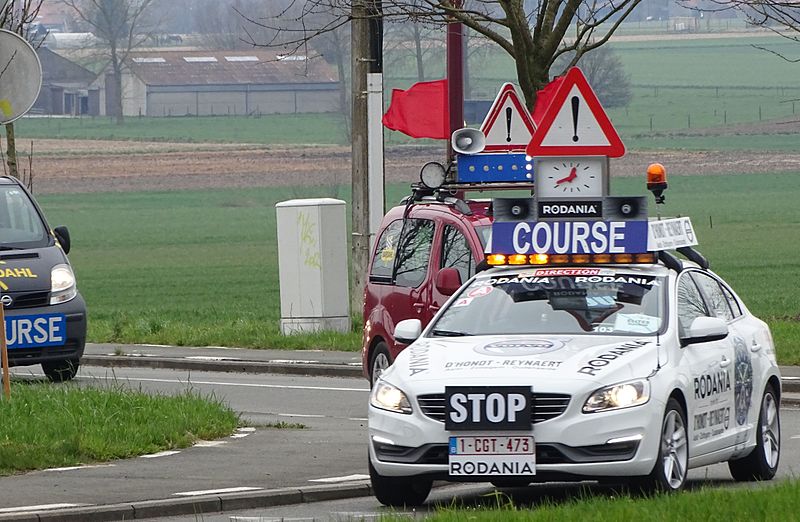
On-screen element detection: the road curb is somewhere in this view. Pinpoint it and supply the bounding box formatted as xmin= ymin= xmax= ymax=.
xmin=81 ymin=355 xmax=364 ymax=379
xmin=0 ymin=482 xmax=372 ymax=522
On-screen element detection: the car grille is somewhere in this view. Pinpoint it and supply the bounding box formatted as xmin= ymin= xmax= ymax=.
xmin=5 ymin=291 xmax=49 ymax=310
xmin=417 ymin=392 xmax=571 ymax=424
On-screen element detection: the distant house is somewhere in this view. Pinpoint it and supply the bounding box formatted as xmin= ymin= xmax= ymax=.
xmin=120 ymin=50 xmax=340 ymax=117
xmin=33 ymin=47 xmax=103 ymax=116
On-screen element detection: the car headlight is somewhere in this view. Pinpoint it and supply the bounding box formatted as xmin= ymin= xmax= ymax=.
xmin=50 ymin=264 xmax=77 ymax=305
xmin=370 ymin=380 xmax=412 ymax=414
xmin=583 ymin=379 xmax=650 ymax=413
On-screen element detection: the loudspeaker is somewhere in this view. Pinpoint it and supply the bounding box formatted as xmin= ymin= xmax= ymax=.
xmin=493 ymin=197 xmax=537 ymax=222
xmin=451 ymin=128 xmax=486 ymax=155
xmin=603 ymin=196 xmax=648 ymax=221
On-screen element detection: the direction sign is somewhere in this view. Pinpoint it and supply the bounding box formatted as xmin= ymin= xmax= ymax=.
xmin=526 ymin=67 xmax=625 ymax=158
xmin=480 ymin=83 xmax=536 ymax=152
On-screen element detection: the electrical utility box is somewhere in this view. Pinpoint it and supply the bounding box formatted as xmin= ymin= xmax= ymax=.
xmin=275 ymin=198 xmax=350 ymax=335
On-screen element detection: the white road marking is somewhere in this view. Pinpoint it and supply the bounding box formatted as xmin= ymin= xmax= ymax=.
xmin=271 ymin=359 xmax=321 ymax=364
xmin=173 ymin=486 xmax=263 ymax=496
xmin=237 ymin=427 xmax=256 ymax=432
xmin=0 ymin=503 xmax=89 ymax=513
xmin=185 ymin=356 xmax=242 ymax=361
xmin=791 ymin=435 xmax=800 ymax=440
xmin=309 ymin=474 xmax=370 ymax=483
xmin=140 ymin=344 xmax=173 ymax=348
xmin=349 ymin=417 xmax=368 ymax=422
xmin=117 ymin=377 xmax=367 ymax=393
xmin=194 ymin=440 xmax=227 ymax=447
xmin=45 ymin=464 xmax=116 ymax=472
xmin=278 ymin=413 xmax=325 ymax=418
xmin=783 ymin=376 xmax=799 ymax=380
xmin=140 ymin=450 xmax=181 ymax=458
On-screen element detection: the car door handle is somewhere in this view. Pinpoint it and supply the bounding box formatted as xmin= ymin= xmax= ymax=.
xmin=719 ymin=356 xmax=731 ymax=368
xmin=751 ymin=341 xmax=762 ymax=353
xmin=413 ymin=303 xmax=424 ymax=313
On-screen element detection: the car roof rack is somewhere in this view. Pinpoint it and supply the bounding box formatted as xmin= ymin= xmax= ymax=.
xmin=676 ymin=246 xmax=710 ymax=269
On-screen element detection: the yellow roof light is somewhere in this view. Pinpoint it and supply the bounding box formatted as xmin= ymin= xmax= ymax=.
xmin=529 ymin=254 xmax=549 ymax=265
xmin=550 ymin=254 xmax=570 ymax=264
xmin=508 ymin=254 xmax=528 ymax=265
xmin=487 ymin=254 xmax=507 ymax=266
xmin=592 ymin=254 xmax=612 ymax=264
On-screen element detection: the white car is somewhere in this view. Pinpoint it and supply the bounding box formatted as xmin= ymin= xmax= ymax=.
xmin=368 ymin=261 xmax=781 ymax=506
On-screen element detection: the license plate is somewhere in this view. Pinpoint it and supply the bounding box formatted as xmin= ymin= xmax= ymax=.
xmin=5 ymin=313 xmax=67 ymax=349
xmin=449 ymin=436 xmax=536 ymax=476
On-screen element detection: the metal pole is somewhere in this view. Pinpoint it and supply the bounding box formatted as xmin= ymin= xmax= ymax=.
xmin=1 ymin=300 xmax=10 ymax=399
xmin=367 ymin=0 xmax=384 ymax=252
xmin=446 ymin=0 xmax=465 ymax=163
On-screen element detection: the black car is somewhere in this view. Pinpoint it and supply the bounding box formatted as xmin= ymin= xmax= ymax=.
xmin=0 ymin=176 xmax=86 ymax=381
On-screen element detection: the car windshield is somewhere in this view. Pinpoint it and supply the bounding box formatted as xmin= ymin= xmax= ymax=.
xmin=0 ymin=184 xmax=48 ymax=249
xmin=430 ymin=268 xmax=665 ymax=337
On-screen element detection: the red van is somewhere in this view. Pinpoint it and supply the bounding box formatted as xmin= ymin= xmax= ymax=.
xmin=361 ymin=196 xmax=492 ymax=385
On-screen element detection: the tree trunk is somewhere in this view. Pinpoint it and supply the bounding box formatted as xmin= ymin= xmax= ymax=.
xmin=412 ymin=23 xmax=425 ymax=82
xmin=4 ymin=123 xmax=18 ymax=179
xmin=111 ymin=48 xmax=125 ymax=124
xmin=350 ymin=1 xmax=370 ymax=318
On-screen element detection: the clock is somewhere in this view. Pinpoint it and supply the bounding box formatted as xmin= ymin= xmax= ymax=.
xmin=536 ymin=156 xmax=606 ymax=198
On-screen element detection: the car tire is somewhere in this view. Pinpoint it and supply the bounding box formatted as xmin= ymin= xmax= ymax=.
xmin=728 ymin=384 xmax=780 ymax=482
xmin=369 ymin=341 xmax=391 ymax=388
xmin=637 ymin=397 xmax=688 ymax=492
xmin=369 ymin=458 xmax=431 ymax=507
xmin=42 ymin=359 xmax=79 ymax=382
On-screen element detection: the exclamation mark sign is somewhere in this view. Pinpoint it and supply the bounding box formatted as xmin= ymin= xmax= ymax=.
xmin=505 ymin=107 xmax=513 ymax=142
xmin=571 ymin=96 xmax=580 ymax=142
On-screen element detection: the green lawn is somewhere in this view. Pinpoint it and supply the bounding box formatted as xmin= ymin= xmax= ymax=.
xmin=0 ymin=383 xmax=238 ymax=475
xmin=403 ymin=479 xmax=800 ymax=521
xmin=36 ymin=172 xmax=800 ymax=364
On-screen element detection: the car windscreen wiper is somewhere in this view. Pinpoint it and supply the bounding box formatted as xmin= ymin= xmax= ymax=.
xmin=431 ymin=328 xmax=471 ymax=337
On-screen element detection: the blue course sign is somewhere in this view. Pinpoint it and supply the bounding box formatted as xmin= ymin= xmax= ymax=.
xmin=5 ymin=313 xmax=67 ymax=349
xmin=457 ymin=153 xmax=532 ymax=183
xmin=491 ymin=221 xmax=648 ymax=254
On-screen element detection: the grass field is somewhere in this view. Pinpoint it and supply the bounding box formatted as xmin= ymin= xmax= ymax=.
xmin=37 ymin=171 xmax=800 ymax=364
xmin=398 ymin=479 xmax=800 ymax=521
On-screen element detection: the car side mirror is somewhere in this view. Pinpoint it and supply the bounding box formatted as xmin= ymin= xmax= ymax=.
xmin=435 ymin=267 xmax=462 ymax=296
xmin=53 ymin=226 xmax=71 ymax=254
xmin=681 ymin=316 xmax=729 ymax=347
xmin=395 ymin=319 xmax=422 ymax=345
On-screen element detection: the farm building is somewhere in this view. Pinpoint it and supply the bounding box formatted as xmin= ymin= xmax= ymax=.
xmin=120 ymin=50 xmax=340 ymax=117
xmin=33 ymin=47 xmax=103 ymax=116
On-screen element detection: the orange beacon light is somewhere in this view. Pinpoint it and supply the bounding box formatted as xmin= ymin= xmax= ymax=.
xmin=646 ymin=163 xmax=667 ymax=204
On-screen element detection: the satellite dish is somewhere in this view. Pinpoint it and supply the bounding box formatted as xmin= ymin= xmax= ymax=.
xmin=0 ymin=29 xmax=43 ymax=125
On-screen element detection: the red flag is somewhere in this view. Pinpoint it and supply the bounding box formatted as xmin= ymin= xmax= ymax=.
xmin=531 ymin=76 xmax=564 ymax=126
xmin=382 ymin=79 xmax=449 ymax=139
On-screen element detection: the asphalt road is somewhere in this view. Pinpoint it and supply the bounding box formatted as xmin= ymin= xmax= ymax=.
xmin=0 ymin=365 xmax=370 ymax=518
xmin=2 ymin=363 xmax=799 ymax=522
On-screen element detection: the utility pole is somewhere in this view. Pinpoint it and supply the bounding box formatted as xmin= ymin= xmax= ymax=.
xmin=446 ymin=0 xmax=465 ymax=162
xmin=350 ymin=0 xmax=370 ymax=314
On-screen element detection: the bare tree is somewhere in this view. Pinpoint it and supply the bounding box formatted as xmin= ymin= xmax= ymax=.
xmin=555 ymin=46 xmax=632 ymax=107
xmin=247 ymin=0 xmax=644 ymax=110
xmin=698 ymin=0 xmax=800 ymax=61
xmin=2 ymin=0 xmax=43 ymax=180
xmin=63 ymin=0 xmax=157 ymax=123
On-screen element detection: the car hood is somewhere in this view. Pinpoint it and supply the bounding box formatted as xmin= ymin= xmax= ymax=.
xmin=0 ymin=247 xmax=64 ymax=292
xmin=385 ymin=334 xmax=660 ymax=391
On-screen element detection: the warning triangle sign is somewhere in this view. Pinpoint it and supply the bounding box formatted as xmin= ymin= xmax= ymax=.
xmin=480 ymin=83 xmax=536 ymax=152
xmin=526 ymin=67 xmax=625 ymax=158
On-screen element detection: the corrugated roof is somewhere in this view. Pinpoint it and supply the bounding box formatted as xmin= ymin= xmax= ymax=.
xmin=125 ymin=50 xmax=338 ymax=86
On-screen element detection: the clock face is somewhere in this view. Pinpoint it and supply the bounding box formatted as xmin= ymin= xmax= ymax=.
xmin=536 ymin=157 xmax=605 ymax=198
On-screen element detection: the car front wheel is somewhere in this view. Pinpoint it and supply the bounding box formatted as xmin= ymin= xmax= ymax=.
xmin=369 ymin=458 xmax=431 ymax=507
xmin=728 ymin=384 xmax=780 ymax=481
xmin=42 ymin=359 xmax=80 ymax=382
xmin=637 ymin=397 xmax=688 ymax=492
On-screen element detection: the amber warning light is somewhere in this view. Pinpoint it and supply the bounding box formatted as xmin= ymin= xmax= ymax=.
xmin=646 ymin=163 xmax=668 ymax=204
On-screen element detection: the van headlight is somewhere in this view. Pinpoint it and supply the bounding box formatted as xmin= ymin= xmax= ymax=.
xmin=370 ymin=380 xmax=412 ymax=414
xmin=583 ymin=379 xmax=650 ymax=413
xmin=50 ymin=264 xmax=77 ymax=305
